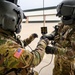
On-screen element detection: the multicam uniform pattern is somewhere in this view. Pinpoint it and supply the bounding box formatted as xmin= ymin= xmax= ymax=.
xmin=0 ymin=28 xmax=49 ymax=75
xmin=53 ymin=22 xmax=75 ymax=75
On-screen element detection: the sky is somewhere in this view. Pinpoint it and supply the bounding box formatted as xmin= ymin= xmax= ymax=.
xmin=18 ymin=0 xmax=63 ymax=10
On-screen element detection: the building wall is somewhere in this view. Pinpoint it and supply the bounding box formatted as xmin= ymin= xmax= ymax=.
xmin=23 ymin=6 xmax=60 ymax=23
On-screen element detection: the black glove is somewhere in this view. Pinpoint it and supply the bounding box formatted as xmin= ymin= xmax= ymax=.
xmin=45 ymin=46 xmax=57 ymax=54
xmin=41 ymin=25 xmax=58 ymax=40
xmin=41 ymin=34 xmax=55 ymax=41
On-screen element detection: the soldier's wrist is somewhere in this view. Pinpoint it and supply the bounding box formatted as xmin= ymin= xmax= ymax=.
xmin=43 ymin=38 xmax=49 ymax=45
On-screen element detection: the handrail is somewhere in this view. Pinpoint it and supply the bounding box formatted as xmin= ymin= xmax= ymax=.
xmin=23 ymin=13 xmax=59 ymax=23
xmin=23 ymin=6 xmax=57 ymax=12
xmin=26 ymin=14 xmax=56 ymax=17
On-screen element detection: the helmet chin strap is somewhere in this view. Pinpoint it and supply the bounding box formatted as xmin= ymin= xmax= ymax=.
xmin=15 ymin=24 xmax=22 ymax=34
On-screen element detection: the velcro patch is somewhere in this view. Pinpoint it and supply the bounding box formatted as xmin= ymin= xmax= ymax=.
xmin=14 ymin=49 xmax=24 ymax=59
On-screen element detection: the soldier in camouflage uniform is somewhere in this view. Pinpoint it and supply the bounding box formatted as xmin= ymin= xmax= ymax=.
xmin=53 ymin=0 xmax=75 ymax=75
xmin=0 ymin=0 xmax=49 ymax=75
xmin=45 ymin=0 xmax=75 ymax=75
xmin=52 ymin=22 xmax=75 ymax=75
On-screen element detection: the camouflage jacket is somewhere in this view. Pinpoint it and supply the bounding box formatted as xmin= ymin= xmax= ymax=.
xmin=0 ymin=28 xmax=49 ymax=75
xmin=53 ymin=22 xmax=75 ymax=75
xmin=54 ymin=23 xmax=75 ymax=58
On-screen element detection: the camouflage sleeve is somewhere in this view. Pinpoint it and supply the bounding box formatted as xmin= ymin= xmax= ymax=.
xmin=56 ymin=47 xmax=67 ymax=55
xmin=17 ymin=38 xmax=49 ymax=68
xmin=0 ymin=37 xmax=49 ymax=69
xmin=31 ymin=39 xmax=49 ymax=67
xmin=56 ymin=47 xmax=74 ymax=59
xmin=12 ymin=38 xmax=49 ymax=68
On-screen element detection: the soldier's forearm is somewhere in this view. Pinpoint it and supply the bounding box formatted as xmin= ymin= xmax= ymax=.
xmin=31 ymin=39 xmax=49 ymax=66
xmin=23 ymin=33 xmax=38 ymax=47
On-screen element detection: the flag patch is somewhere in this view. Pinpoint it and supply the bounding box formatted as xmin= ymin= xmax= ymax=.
xmin=14 ymin=49 xmax=24 ymax=59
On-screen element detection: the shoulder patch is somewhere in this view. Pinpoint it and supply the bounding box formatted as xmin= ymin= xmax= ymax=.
xmin=14 ymin=49 xmax=24 ymax=59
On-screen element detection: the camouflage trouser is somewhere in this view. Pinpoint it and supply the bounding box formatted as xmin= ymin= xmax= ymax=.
xmin=53 ymin=57 xmax=75 ymax=75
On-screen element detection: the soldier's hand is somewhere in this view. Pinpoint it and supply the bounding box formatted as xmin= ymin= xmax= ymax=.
xmin=45 ymin=46 xmax=57 ymax=54
xmin=32 ymin=33 xmax=38 ymax=38
xmin=23 ymin=33 xmax=38 ymax=47
xmin=41 ymin=34 xmax=54 ymax=40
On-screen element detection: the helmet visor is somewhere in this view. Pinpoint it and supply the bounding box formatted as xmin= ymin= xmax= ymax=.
xmin=57 ymin=4 xmax=74 ymax=17
xmin=61 ymin=5 xmax=74 ymax=17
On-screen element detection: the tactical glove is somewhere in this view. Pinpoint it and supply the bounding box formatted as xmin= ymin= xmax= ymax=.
xmin=45 ymin=46 xmax=57 ymax=54
xmin=41 ymin=33 xmax=55 ymax=41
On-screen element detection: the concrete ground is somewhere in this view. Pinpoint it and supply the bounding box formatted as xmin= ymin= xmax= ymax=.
xmin=18 ymin=23 xmax=58 ymax=75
